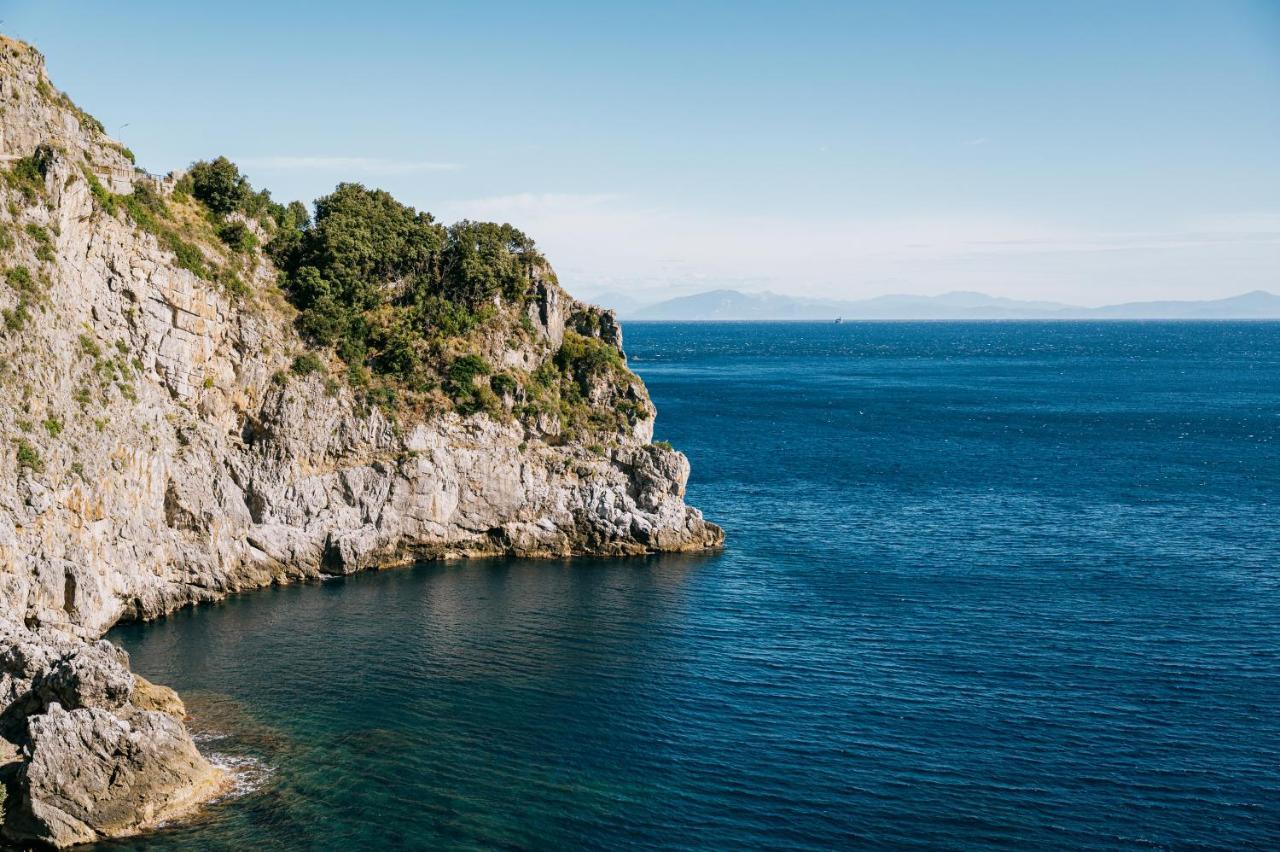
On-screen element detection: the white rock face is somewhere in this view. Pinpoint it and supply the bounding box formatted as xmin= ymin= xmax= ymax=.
xmin=0 ymin=35 xmax=720 ymax=846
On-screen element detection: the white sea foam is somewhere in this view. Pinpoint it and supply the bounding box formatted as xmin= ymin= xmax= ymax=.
xmin=206 ymin=752 xmax=272 ymax=801
xmin=191 ymin=730 xmax=229 ymax=744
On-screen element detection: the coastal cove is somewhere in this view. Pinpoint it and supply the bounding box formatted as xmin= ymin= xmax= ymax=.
xmin=1 ymin=5 xmax=1275 ymax=847
xmin=110 ymin=321 xmax=1280 ymax=849
xmin=0 ymin=36 xmax=720 ymax=847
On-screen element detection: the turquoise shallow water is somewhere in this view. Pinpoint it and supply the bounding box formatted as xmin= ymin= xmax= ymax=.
xmin=108 ymin=321 xmax=1280 ymax=849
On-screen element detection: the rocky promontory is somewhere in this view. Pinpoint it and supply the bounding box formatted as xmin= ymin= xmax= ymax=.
xmin=0 ymin=35 xmax=720 ymax=846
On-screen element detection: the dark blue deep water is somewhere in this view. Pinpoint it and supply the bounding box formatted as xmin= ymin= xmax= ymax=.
xmin=109 ymin=322 xmax=1280 ymax=850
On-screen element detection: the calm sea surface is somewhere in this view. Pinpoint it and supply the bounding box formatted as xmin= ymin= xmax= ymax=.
xmin=108 ymin=322 xmax=1280 ymax=850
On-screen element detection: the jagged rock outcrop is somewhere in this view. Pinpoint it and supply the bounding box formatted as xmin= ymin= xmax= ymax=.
xmin=0 ymin=617 xmax=222 ymax=846
xmin=15 ymin=703 xmax=221 ymax=847
xmin=0 ymin=35 xmax=720 ymax=846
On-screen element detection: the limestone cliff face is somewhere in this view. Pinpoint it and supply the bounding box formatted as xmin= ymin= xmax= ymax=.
xmin=0 ymin=36 xmax=720 ymax=846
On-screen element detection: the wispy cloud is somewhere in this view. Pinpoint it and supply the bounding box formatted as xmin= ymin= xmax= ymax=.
xmin=430 ymin=192 xmax=1280 ymax=305
xmin=438 ymin=192 xmax=617 ymax=219
xmin=964 ymin=226 xmax=1280 ymax=255
xmin=239 ymin=156 xmax=462 ymax=175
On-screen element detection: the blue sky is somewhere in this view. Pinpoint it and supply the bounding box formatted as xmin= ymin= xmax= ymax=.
xmin=4 ymin=0 xmax=1278 ymax=305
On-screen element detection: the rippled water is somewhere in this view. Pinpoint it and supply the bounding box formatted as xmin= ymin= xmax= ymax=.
xmin=108 ymin=322 xmax=1280 ymax=849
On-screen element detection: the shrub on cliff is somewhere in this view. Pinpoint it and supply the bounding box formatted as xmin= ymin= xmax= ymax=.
xmin=268 ymin=182 xmax=545 ymax=412
xmin=555 ymin=330 xmax=624 ymax=380
xmin=440 ymin=220 xmax=539 ymax=306
xmin=25 ymin=224 xmax=55 ymax=262
xmin=147 ymin=159 xmax=611 ymax=426
xmin=119 ymin=182 xmax=168 ymax=232
xmin=4 ymin=145 xmax=54 ymax=204
xmin=14 ymin=440 xmax=42 ymax=473
xmin=216 ymin=221 xmax=256 ymax=253
xmin=5 ymin=266 xmax=38 ymax=297
xmin=3 ymin=266 xmax=40 ymax=333
xmin=186 ymin=157 xmax=249 ymax=217
xmin=445 ymin=353 xmax=500 ymax=414
xmin=284 ymin=183 xmax=443 ymax=312
xmin=489 ymin=372 xmax=518 ymax=399
xmin=447 ymin=353 xmax=490 ymax=390
xmin=291 ymin=352 xmax=325 ymax=376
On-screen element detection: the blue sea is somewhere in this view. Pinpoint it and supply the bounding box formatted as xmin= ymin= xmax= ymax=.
xmin=108 ymin=322 xmax=1280 ymax=850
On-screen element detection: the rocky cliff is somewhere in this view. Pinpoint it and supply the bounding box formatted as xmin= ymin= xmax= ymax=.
xmin=0 ymin=36 xmax=720 ymax=846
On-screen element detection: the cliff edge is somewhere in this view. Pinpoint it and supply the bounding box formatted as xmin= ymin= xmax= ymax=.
xmin=0 ymin=36 xmax=720 ymax=846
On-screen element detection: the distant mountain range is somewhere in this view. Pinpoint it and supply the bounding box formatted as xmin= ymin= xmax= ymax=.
xmin=605 ymin=289 xmax=1280 ymax=321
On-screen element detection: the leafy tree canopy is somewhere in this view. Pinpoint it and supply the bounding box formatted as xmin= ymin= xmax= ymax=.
xmin=270 ymin=183 xmax=543 ymax=372
xmin=441 ymin=220 xmax=540 ymax=306
xmin=187 ymin=156 xmax=249 ymax=216
xmin=172 ymin=160 xmax=560 ymax=418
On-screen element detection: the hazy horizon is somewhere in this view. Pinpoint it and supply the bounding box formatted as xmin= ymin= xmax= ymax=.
xmin=7 ymin=0 xmax=1278 ymax=305
xmin=586 ymin=285 xmax=1280 ymax=313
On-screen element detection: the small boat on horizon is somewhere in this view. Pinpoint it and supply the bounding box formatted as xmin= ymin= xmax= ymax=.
xmin=834 ymin=317 xmax=843 ymax=324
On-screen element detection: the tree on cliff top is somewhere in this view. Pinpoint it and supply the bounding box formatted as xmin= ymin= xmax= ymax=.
xmin=287 ymin=183 xmax=444 ymax=310
xmin=186 ymin=157 xmax=249 ymax=217
xmin=176 ymin=159 xmax=548 ymax=413
xmin=440 ymin=220 xmax=540 ymax=307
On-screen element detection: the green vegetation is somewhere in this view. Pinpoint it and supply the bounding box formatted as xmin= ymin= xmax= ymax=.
xmin=25 ymin=223 xmax=54 ymax=262
xmin=35 ymin=78 xmax=105 ymax=136
xmin=0 ymin=130 xmax=641 ymax=436
xmin=653 ymin=440 xmax=674 ymax=451
xmin=186 ymin=157 xmax=249 ymax=216
xmin=2 ymin=266 xmax=41 ymax=334
xmin=118 ymin=181 xmax=166 ymax=233
xmin=89 ymin=175 xmax=214 ymax=281
xmin=3 ymin=302 xmax=30 ymax=332
xmin=77 ymin=160 xmax=263 ymax=297
xmin=538 ymin=331 xmax=642 ymax=439
xmin=4 ymin=144 xmax=54 ymax=204
xmin=78 ymin=334 xmax=101 ymax=359
xmin=490 ymin=372 xmax=517 ymax=399
xmin=162 ymin=231 xmax=208 ymax=277
xmin=555 ymin=330 xmax=624 ymax=379
xmin=291 ymin=352 xmax=324 ymax=376
xmin=42 ymin=417 xmax=62 ymax=437
xmin=217 ymin=220 xmax=256 ymax=253
xmin=181 ymin=157 xmax=286 ymax=230
xmin=445 ymin=353 xmax=497 ymax=415
xmin=502 ymin=328 xmax=646 ymax=441
xmin=82 ymin=167 xmax=116 ymax=214
xmin=14 ymin=439 xmax=42 ymax=473
xmin=5 ymin=266 xmax=37 ymax=296
xmin=264 ymin=179 xmax=545 ymax=413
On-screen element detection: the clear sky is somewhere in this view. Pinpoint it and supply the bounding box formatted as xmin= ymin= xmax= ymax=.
xmin=4 ymin=0 xmax=1278 ymax=305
